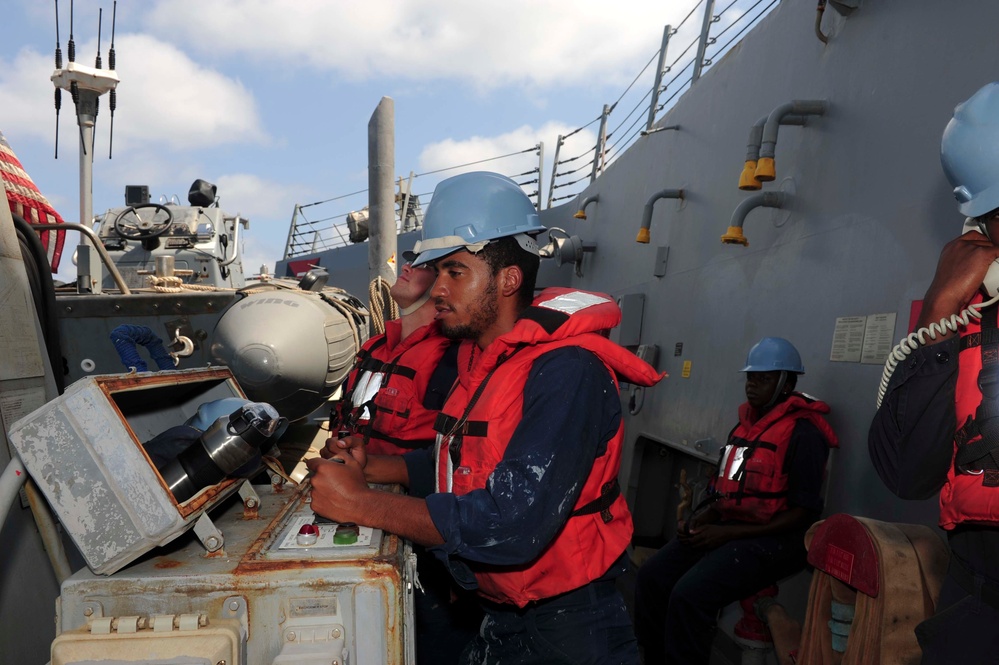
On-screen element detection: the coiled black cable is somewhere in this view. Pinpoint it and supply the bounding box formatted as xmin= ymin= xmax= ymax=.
xmin=12 ymin=214 xmax=66 ymax=394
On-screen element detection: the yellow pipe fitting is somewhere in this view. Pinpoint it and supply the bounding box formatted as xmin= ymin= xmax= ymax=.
xmin=739 ymin=160 xmax=761 ymax=190
xmin=575 ymin=194 xmax=600 ymax=220
xmin=636 ymin=227 xmax=651 ymax=244
xmin=754 ymin=157 xmax=776 ymax=182
xmin=721 ymin=226 xmax=749 ymax=246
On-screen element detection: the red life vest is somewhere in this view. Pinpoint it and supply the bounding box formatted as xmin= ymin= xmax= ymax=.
xmin=940 ymin=298 xmax=999 ymax=529
xmin=714 ymin=393 xmax=837 ymax=524
xmin=335 ymin=319 xmax=454 ymax=455
xmin=433 ymin=287 xmax=664 ymax=606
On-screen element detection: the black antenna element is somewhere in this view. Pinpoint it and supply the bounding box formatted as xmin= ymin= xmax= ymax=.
xmin=67 ymin=0 xmax=75 ymax=62
xmin=68 ymin=0 xmax=85 ymax=155
xmin=91 ymin=8 xmax=103 ymax=157
xmin=54 ymin=0 xmax=62 ymax=158
xmin=94 ymin=8 xmax=102 ymax=69
xmin=109 ymin=2 xmax=116 ymax=70
xmin=108 ymin=0 xmax=117 ymax=159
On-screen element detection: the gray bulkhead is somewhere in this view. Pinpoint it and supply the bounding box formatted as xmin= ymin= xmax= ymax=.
xmin=539 ymin=0 xmax=988 ymax=536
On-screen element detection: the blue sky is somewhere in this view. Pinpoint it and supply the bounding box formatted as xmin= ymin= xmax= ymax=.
xmin=0 ymin=0 xmax=769 ymax=280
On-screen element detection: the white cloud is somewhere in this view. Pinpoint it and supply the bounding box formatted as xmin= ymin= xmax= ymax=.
xmin=417 ymin=121 xmax=598 ymax=204
xmin=0 ymin=47 xmax=60 ymax=144
xmin=214 ymin=173 xmax=314 ymax=271
xmin=215 ymin=173 xmax=312 ymax=222
xmin=110 ymin=34 xmax=267 ymax=152
xmin=145 ymin=0 xmax=685 ymax=89
xmin=241 ymin=235 xmax=281 ymax=278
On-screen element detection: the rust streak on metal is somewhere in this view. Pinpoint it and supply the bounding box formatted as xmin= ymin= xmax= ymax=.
xmin=235 ymin=557 xmax=404 ymax=577
xmin=177 ymin=478 xmax=240 ymax=518
xmin=239 ymin=487 xmax=309 ymax=564
xmin=154 ymin=559 xmax=183 ymax=569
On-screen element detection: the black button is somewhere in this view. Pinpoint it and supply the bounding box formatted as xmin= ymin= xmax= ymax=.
xmin=908 ymin=359 xmax=918 ymax=369
xmin=935 ymin=351 xmax=950 ymax=363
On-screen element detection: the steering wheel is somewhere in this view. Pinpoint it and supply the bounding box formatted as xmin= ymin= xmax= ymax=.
xmin=113 ymin=203 xmax=174 ymax=240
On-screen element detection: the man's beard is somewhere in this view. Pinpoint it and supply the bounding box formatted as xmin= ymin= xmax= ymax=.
xmin=441 ymin=280 xmax=499 ymax=341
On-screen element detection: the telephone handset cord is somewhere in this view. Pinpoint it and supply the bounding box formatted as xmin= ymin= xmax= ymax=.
xmin=876 ymin=292 xmax=999 ymax=407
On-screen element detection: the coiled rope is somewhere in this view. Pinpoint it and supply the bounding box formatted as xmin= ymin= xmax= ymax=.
xmin=876 ymin=292 xmax=999 ymax=407
xmin=368 ymin=276 xmax=398 ymax=336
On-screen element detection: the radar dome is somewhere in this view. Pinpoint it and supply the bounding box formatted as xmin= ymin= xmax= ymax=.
xmin=210 ymin=290 xmax=363 ymax=421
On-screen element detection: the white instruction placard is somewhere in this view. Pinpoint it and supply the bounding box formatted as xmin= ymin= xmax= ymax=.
xmin=830 ymin=316 xmax=866 ymax=362
xmin=0 ymin=387 xmax=47 ymax=430
xmin=861 ymin=312 xmax=897 ymax=364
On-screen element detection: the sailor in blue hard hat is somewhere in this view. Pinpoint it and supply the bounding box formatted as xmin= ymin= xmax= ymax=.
xmin=871 ymin=81 xmax=999 ymax=664
xmin=309 ymin=170 xmax=664 ymax=664
xmin=635 ymin=335 xmax=835 ymax=665
xmin=739 ymin=336 xmax=805 ymax=411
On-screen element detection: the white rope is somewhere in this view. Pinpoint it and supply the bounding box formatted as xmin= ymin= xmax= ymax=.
xmin=368 ymin=277 xmax=398 ymax=336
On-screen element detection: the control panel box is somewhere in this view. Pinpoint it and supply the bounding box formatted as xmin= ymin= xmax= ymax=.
xmin=53 ymin=483 xmax=415 ymax=665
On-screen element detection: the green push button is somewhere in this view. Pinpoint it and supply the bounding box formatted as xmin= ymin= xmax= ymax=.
xmin=334 ymin=523 xmax=359 ymax=545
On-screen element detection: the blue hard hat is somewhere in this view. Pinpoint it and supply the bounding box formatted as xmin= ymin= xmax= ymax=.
xmin=411 ymin=172 xmax=545 ymax=267
xmin=739 ymin=337 xmax=805 ymax=374
xmin=941 ymin=82 xmax=999 ymax=218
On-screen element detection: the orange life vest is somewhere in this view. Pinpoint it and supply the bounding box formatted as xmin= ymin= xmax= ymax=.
xmin=433 ymin=288 xmax=664 ymax=606
xmin=714 ymin=394 xmax=837 ymax=524
xmin=335 ymin=319 xmax=455 ymax=455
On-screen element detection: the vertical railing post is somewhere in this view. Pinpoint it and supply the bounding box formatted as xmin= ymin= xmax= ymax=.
xmin=401 ymin=171 xmax=416 ymax=231
xmin=647 ymin=24 xmax=672 ymax=131
xmin=590 ymin=104 xmax=611 ymax=184
xmin=547 ymin=135 xmax=563 ymax=209
xmin=535 ymin=142 xmax=544 ymax=210
xmin=692 ymin=0 xmax=716 ymax=82
xmin=284 ymin=204 xmax=300 ymax=259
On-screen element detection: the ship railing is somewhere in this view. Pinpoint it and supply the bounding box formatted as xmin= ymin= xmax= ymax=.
xmin=283 ymin=145 xmax=545 ymax=260
xmin=548 ymin=0 xmax=782 ymax=207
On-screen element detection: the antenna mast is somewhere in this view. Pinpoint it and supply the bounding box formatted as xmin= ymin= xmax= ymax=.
xmin=51 ymin=0 xmax=120 ymax=293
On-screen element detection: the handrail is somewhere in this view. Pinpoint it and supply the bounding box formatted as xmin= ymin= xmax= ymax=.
xmin=219 ymin=215 xmax=243 ymax=267
xmin=28 ymin=222 xmax=132 ymax=294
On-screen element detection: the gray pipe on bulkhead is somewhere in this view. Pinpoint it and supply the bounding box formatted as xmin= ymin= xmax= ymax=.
xmin=721 ymin=191 xmax=786 ymax=247
xmin=636 ymin=189 xmax=684 ymax=244
xmin=738 ymin=114 xmax=807 ymax=190
xmin=574 ymin=194 xmax=600 ymax=220
xmin=815 ymin=0 xmax=829 ymax=44
xmin=756 ymin=100 xmax=828 ymax=182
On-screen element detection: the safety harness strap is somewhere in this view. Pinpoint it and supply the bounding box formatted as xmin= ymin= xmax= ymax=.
xmin=441 ymin=344 xmax=526 ymax=468
xmin=956 ymin=305 xmax=999 ymax=483
xmin=569 ymin=479 xmax=621 ymax=523
xmin=433 ymin=413 xmax=489 ymax=438
xmin=728 ymin=422 xmax=782 ymax=504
